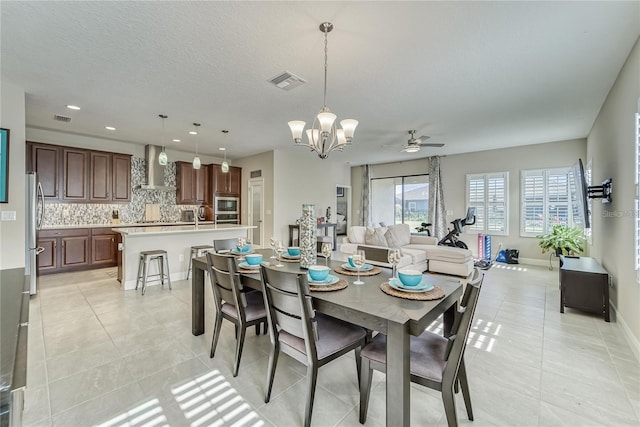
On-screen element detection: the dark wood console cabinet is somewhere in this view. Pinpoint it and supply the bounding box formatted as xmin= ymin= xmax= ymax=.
xmin=559 ymin=256 xmax=610 ymax=322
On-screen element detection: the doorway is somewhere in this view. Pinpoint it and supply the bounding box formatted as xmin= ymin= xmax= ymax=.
xmin=336 ymin=185 xmax=351 ymax=236
xmin=248 ymin=178 xmax=264 ymax=247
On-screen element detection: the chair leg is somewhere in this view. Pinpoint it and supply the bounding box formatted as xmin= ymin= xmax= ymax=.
xmin=135 ymin=256 xmax=143 ymax=291
xmin=255 ymin=323 xmax=261 ymax=336
xmin=263 ymin=321 xmax=268 ymax=335
xmin=265 ymin=343 xmax=279 ymax=403
xmin=165 ymin=254 xmax=172 ymax=290
xmin=158 ymin=256 xmax=165 ymax=287
xmin=359 ymin=357 xmax=373 ymax=424
xmin=304 ymin=364 xmax=319 ymax=427
xmin=232 ymin=326 xmax=247 ymax=377
xmin=210 ymin=315 xmax=223 ymax=358
xmin=354 ymin=347 xmax=362 ymax=389
xmin=186 ymin=250 xmax=193 ymax=280
xmin=141 ymin=256 xmax=150 ymax=295
xmin=458 ymin=360 xmax=474 ymax=421
xmin=442 ymin=385 xmax=459 ymax=427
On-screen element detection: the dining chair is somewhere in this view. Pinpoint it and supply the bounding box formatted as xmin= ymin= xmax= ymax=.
xmin=359 ymin=268 xmax=484 ymax=427
xmin=205 ymin=252 xmax=267 ymax=377
xmin=213 ymin=238 xmax=238 ymax=253
xmin=259 ymin=264 xmax=367 ymax=427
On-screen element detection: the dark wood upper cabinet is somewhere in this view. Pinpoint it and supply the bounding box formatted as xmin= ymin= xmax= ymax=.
xmin=27 ymin=142 xmax=131 ymax=203
xmin=212 ymin=165 xmax=241 ymax=196
xmin=62 ymin=148 xmax=89 ymax=201
xmin=228 ymin=166 xmax=241 ymax=195
xmin=195 ymin=165 xmax=209 ymax=204
xmin=90 ymin=151 xmax=111 ymax=201
xmin=29 ymin=143 xmax=60 ymax=198
xmin=177 ymin=162 xmax=210 ymax=205
xmin=112 ymin=154 xmax=131 ymax=202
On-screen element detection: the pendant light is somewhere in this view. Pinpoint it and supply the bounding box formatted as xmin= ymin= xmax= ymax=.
xmin=221 ymin=130 xmax=229 ymax=173
xmin=288 ymin=22 xmax=358 ymax=159
xmin=191 ymin=123 xmax=201 ymax=170
xmin=158 ymin=114 xmax=168 ymax=165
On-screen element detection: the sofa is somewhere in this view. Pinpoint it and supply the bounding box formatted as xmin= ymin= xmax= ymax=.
xmin=339 ymin=224 xmax=474 ymax=277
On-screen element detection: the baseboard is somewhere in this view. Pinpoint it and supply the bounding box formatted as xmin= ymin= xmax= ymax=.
xmin=610 ymin=302 xmax=640 ymax=362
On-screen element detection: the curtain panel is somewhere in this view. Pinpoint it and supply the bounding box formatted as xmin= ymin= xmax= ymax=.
xmin=362 ymin=164 xmax=371 ymax=226
xmin=428 ymin=156 xmax=447 ymax=238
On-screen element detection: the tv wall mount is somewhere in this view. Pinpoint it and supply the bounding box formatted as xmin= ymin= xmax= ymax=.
xmin=588 ymin=178 xmax=612 ymax=203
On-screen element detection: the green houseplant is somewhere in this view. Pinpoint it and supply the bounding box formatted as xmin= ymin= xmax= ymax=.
xmin=537 ymin=225 xmax=586 ymax=256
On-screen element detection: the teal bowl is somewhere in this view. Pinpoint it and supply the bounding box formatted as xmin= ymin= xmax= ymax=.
xmin=348 ymin=256 xmax=356 ymax=268
xmin=237 ymin=244 xmax=251 ymax=253
xmin=308 ymin=265 xmax=330 ymax=281
xmin=398 ymin=269 xmax=422 ymax=287
xmin=287 ymin=247 xmax=300 ymax=256
xmin=245 ymin=253 xmax=263 ymax=266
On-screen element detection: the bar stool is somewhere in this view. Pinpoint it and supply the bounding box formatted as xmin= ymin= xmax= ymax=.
xmin=186 ymin=245 xmax=215 ymax=279
xmin=136 ymin=250 xmax=171 ymax=295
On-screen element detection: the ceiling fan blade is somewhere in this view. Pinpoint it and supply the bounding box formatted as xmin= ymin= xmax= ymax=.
xmin=418 ymin=143 xmax=445 ymax=147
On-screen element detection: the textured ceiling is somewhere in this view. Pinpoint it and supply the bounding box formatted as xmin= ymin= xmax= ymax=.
xmin=1 ymin=1 xmax=638 ymax=165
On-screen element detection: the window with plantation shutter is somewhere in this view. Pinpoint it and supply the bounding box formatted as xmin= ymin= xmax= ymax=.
xmin=521 ymin=167 xmax=572 ymax=237
xmin=466 ymin=172 xmax=508 ymax=235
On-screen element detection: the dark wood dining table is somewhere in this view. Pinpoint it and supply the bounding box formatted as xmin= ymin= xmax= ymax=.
xmin=191 ymin=249 xmax=463 ymax=427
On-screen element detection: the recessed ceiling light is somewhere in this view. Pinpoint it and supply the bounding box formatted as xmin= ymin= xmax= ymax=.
xmin=189 ymin=130 xmax=198 ymax=135
xmin=172 ymin=139 xmax=181 ymax=143
xmin=105 ymin=126 xmax=116 ymax=131
xmin=66 ymin=105 xmax=81 ymax=110
xmin=219 ymin=147 xmax=226 ymax=151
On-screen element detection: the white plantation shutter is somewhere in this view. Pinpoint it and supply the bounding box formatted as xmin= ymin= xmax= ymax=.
xmin=466 ymin=172 xmax=508 ymax=235
xmin=521 ymin=167 xmax=571 ymax=237
xmin=636 ymin=113 xmax=640 ymax=282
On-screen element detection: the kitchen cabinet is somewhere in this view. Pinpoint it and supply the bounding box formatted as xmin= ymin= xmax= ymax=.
xmin=212 ymin=165 xmax=241 ymax=196
xmin=62 ymin=148 xmax=89 ymax=201
xmin=112 ymin=154 xmax=131 ymax=202
xmin=177 ymin=162 xmax=209 ymax=205
xmin=91 ymin=228 xmax=117 ymax=266
xmin=90 ymin=151 xmax=111 ymax=201
xmin=60 ymin=235 xmax=90 ymax=268
xmin=36 ymin=237 xmax=57 ymax=272
xmin=29 ymin=143 xmax=60 ymax=198
xmin=27 ymin=142 xmax=131 ymax=203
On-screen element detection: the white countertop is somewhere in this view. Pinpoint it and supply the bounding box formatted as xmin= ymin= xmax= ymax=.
xmin=113 ymin=223 xmax=255 ymax=237
xmin=41 ymin=221 xmax=215 ymax=230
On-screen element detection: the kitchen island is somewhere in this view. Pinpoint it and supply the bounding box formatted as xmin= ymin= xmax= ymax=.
xmin=113 ymin=224 xmax=255 ymax=290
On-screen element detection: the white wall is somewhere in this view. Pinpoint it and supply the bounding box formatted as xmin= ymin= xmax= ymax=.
xmin=350 ymin=139 xmax=586 ymax=261
xmin=273 ymin=148 xmax=351 ymax=244
xmin=234 ymin=150 xmax=274 ymax=244
xmin=587 ymin=37 xmax=640 ymax=353
xmin=0 ymin=80 xmax=26 ymax=269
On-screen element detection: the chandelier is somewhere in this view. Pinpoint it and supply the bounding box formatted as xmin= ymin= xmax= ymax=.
xmin=288 ymin=22 xmax=358 ymax=159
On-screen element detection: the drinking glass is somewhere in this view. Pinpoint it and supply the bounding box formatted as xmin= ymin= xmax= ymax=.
xmin=388 ymin=248 xmax=401 ymax=280
xmin=237 ymin=237 xmax=247 ymax=262
xmin=352 ymin=249 xmax=366 ymax=285
xmin=321 ymin=242 xmax=332 ymax=266
xmin=274 ymin=241 xmax=285 ymax=267
xmin=269 ymin=236 xmax=277 ymax=258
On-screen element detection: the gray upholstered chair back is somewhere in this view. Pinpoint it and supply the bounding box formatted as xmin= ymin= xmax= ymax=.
xmin=205 ymin=252 xmax=246 ymax=316
xmin=259 ymin=265 xmax=319 ymax=352
xmin=442 ymin=267 xmax=483 ymax=386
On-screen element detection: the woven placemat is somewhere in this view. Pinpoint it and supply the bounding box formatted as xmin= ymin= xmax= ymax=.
xmin=277 ymin=256 xmax=300 ymax=263
xmin=333 ymin=265 xmax=382 ymax=276
xmin=310 ymin=278 xmax=348 ymax=292
xmin=379 ymin=282 xmax=445 ymax=300
xmin=237 ymin=266 xmax=260 ymax=274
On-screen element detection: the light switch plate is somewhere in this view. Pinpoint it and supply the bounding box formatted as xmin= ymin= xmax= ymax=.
xmin=1 ymin=211 xmax=16 ymax=221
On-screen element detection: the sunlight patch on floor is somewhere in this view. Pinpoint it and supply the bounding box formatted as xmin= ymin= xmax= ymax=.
xmin=97 ymin=398 xmax=167 ymax=427
xmin=493 ymin=264 xmax=528 ymax=272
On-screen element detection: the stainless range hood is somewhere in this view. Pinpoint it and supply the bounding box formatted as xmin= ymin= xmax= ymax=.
xmin=136 ymin=145 xmax=176 ymax=191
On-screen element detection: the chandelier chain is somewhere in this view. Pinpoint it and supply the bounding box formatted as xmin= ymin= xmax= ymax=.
xmin=323 ymin=26 xmax=328 ymax=108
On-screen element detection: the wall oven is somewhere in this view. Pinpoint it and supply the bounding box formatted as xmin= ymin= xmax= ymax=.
xmin=215 ymin=196 xmax=239 ymax=224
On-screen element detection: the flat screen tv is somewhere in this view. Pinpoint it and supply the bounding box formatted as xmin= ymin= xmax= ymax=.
xmin=568 ymin=158 xmax=590 ymax=229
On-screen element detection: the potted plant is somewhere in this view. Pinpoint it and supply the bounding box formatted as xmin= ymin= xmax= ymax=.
xmin=537 ymin=225 xmax=586 ymax=256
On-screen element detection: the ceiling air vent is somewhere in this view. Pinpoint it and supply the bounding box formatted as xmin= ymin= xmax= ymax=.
xmin=268 ymin=71 xmax=306 ymax=91
xmin=53 ymin=114 xmax=72 ymax=123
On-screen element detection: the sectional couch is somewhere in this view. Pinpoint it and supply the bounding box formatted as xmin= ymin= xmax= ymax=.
xmin=339 ymin=224 xmax=474 ymax=277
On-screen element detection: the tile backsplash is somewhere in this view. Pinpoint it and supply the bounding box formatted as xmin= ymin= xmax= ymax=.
xmin=41 ymin=157 xmax=200 ymax=226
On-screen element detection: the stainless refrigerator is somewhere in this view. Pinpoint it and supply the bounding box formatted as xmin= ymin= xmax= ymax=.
xmin=26 ymin=172 xmax=44 ymax=295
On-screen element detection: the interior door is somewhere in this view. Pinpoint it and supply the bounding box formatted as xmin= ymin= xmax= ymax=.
xmin=248 ymin=178 xmax=264 ymax=247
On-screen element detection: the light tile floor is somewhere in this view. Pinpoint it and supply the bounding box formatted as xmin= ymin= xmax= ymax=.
xmin=23 ymin=263 xmax=640 ymax=426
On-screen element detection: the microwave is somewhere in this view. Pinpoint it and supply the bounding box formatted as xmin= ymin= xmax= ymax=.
xmin=215 ymin=196 xmax=239 ymax=214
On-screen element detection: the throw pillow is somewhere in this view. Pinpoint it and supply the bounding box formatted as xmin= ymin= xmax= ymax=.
xmin=365 ymin=227 xmax=388 ymax=246
xmin=385 ymin=224 xmax=411 ymax=247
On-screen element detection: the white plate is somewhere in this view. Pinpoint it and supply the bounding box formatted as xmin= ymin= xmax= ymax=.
xmin=238 ymin=261 xmax=260 ymax=269
xmin=307 ymin=274 xmax=339 ymax=286
xmin=282 ymin=253 xmax=301 ymax=259
xmin=389 ymin=278 xmax=434 ymax=293
xmin=341 ymin=263 xmax=374 ymax=272
xmin=231 ymin=249 xmax=254 ymax=255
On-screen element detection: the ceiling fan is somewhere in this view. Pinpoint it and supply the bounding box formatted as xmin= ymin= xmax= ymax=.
xmin=402 ymin=130 xmax=444 ymax=153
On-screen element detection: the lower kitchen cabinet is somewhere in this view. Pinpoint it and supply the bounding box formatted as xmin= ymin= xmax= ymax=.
xmin=37 ymin=228 xmax=118 ymax=274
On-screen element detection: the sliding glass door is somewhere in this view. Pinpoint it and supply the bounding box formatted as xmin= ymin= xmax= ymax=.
xmin=371 ymin=175 xmax=428 ymax=230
